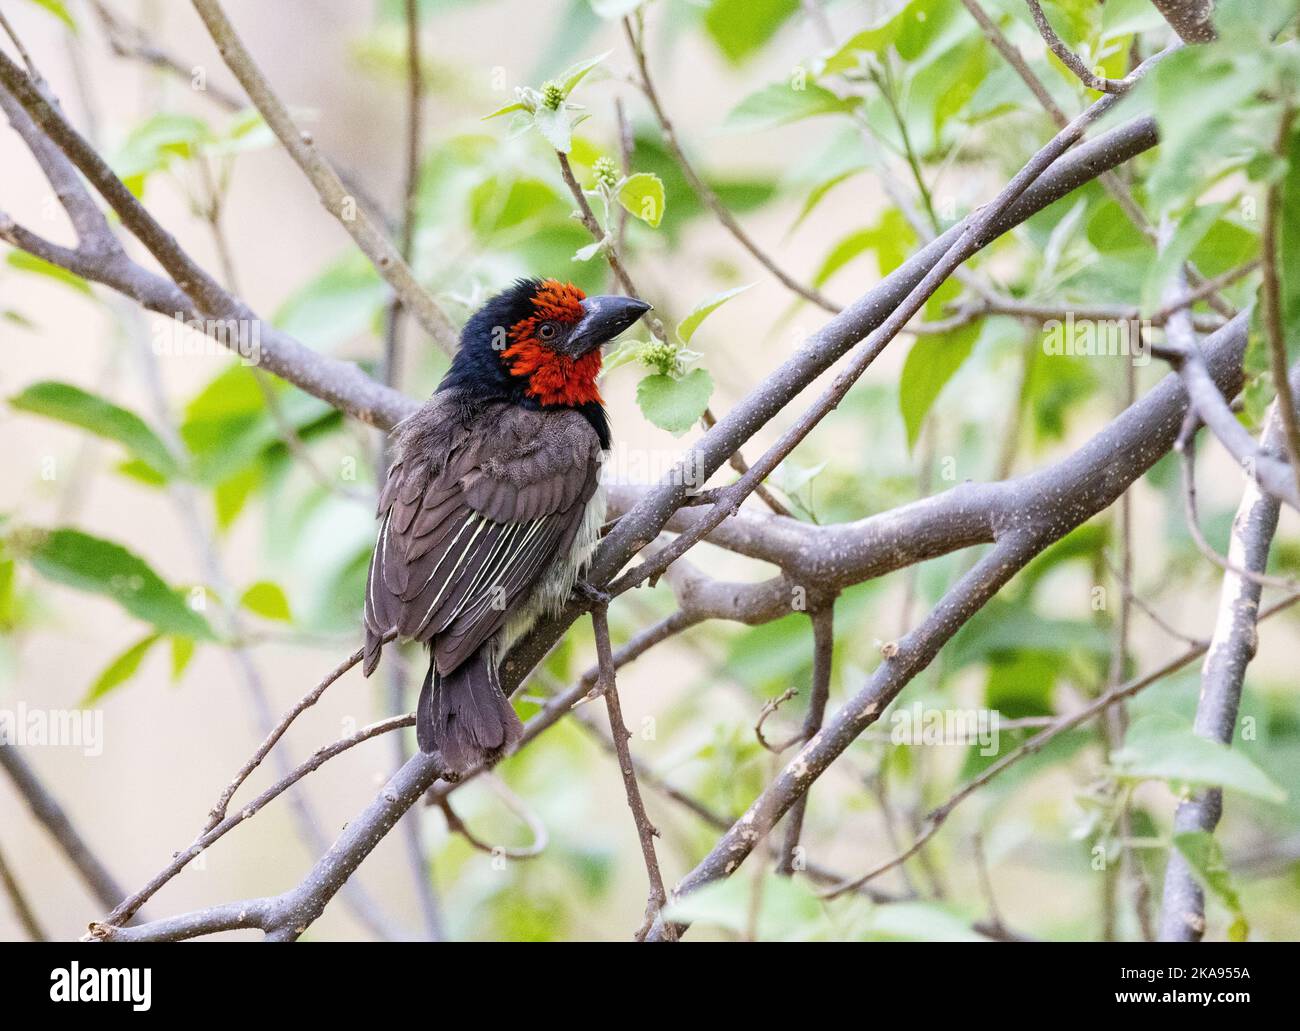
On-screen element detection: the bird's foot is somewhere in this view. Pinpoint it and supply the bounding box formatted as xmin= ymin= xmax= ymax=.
xmin=571 ymin=579 xmax=611 ymax=608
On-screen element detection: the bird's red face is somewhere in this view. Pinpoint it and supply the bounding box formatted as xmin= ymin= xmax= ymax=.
xmin=502 ymin=280 xmax=601 ymax=407
xmin=501 ymin=280 xmax=651 ymax=408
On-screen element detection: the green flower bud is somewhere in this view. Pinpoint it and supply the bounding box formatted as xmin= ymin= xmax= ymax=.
xmin=593 ymin=156 xmax=618 ymax=189
xmin=541 ymin=81 xmax=565 ymax=111
xmin=640 ymin=340 xmax=679 ymax=376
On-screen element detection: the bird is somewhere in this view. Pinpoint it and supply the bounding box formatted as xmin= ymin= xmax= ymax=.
xmin=362 ymin=278 xmax=651 ymax=773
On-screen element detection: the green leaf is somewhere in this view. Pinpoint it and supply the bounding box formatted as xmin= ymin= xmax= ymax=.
xmin=20 ymin=528 xmax=216 ymax=640
xmin=5 ymin=251 xmax=93 ymax=295
xmin=819 ymin=21 xmax=901 ymax=76
xmin=898 ymin=324 xmax=980 ymax=449
xmin=2 ymin=308 xmax=38 ymax=331
xmin=10 ymin=381 xmax=180 ymax=480
xmin=1174 ymin=830 xmax=1247 ymax=929
xmin=675 ymin=283 xmax=754 ymax=345
xmin=1141 ymin=202 xmax=1227 ymax=314
xmin=0 ymin=557 xmax=17 ymax=629
xmin=616 ymin=172 xmax=665 ymax=228
xmin=662 ymin=870 xmax=827 ymax=939
xmin=636 ymin=369 xmax=714 ymax=436
xmin=1113 ymin=717 xmax=1287 ymax=804
xmin=893 ymin=0 xmax=971 ymax=64
xmin=169 ymin=635 xmax=196 ymax=683
xmin=22 ymin=0 xmax=76 ymax=31
xmin=813 ymin=229 xmax=873 ymax=288
xmin=116 ymin=459 xmax=169 ymax=488
xmin=273 ymin=254 xmax=386 ymax=351
xmin=703 ymin=0 xmax=799 ymax=65
xmin=208 ymin=108 xmax=274 ymax=158
xmin=533 ymin=104 xmax=572 ymax=153
xmin=214 ymin=465 xmax=262 ymax=530
xmin=556 ymin=50 xmax=611 ymax=97
xmin=113 ymin=113 xmax=212 ymax=181
xmin=791 ymin=168 xmax=865 ymax=231
xmin=861 ymin=901 xmax=989 ymax=942
xmin=84 ymin=634 xmax=160 ymax=704
xmin=240 ymin=580 xmax=292 ymax=622
xmin=482 ymin=100 xmax=530 ymax=120
xmin=813 ymin=209 xmax=912 ymax=288
xmin=1146 ymin=48 xmax=1272 ymax=210
xmin=725 ymin=82 xmax=856 ymax=133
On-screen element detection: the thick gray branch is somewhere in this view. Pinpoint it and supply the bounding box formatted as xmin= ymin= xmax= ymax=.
xmin=1158 ymin=381 xmax=1294 ymax=941
xmin=500 ymin=115 xmax=1164 ymax=690
xmin=1150 ymin=0 xmax=1218 ymax=43
xmin=644 ymin=315 xmax=1249 ymax=939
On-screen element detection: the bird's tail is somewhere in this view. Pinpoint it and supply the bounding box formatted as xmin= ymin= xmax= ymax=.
xmin=417 ymin=647 xmax=522 ymax=773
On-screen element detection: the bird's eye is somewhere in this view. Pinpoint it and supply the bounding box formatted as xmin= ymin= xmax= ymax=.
xmin=537 ymin=322 xmax=558 ymax=341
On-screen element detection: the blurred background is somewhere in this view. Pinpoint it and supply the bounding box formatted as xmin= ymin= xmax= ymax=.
xmin=1 ymin=0 xmax=1298 ymax=941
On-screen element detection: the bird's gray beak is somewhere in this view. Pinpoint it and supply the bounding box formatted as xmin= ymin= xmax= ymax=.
xmin=568 ymin=295 xmax=652 ymax=356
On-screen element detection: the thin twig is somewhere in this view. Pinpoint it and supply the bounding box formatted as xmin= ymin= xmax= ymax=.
xmin=0 ymin=50 xmax=416 ymax=429
xmin=622 ymin=13 xmax=837 ymax=313
xmin=0 ymin=7 xmax=41 ymax=80
xmin=822 ymin=591 xmax=1300 ymax=899
xmin=438 ymin=776 xmax=548 ymax=860
xmin=86 ymin=0 xmax=392 ymax=225
xmin=204 ymin=635 xmax=392 ymax=832
xmin=971 ymin=831 xmax=1007 ymax=940
xmin=610 ymin=77 xmax=1148 ymax=598
xmin=754 ymin=688 xmax=801 ymax=753
xmin=1260 ymin=105 xmax=1300 ymax=500
xmin=1103 ymin=551 xmax=1206 ymax=648
xmin=1160 ymin=383 xmax=1294 ymax=941
xmin=1158 ymin=220 xmax=1300 ymax=512
xmin=776 ymin=603 xmax=835 ymax=875
xmin=1025 ymin=0 xmax=1141 ymax=93
xmin=1177 ymin=415 xmax=1299 ymax=591
xmin=591 ymin=605 xmax=670 ymax=941
xmin=374 ymin=0 xmax=445 ymax=943
xmin=614 ymin=97 xmax=633 ymax=255
xmin=0 ymin=842 xmax=47 ymax=940
xmin=0 ymin=742 xmax=134 ymax=915
xmin=556 ymin=149 xmax=791 ymax=517
xmin=188 ymin=0 xmax=457 ymax=353
xmin=95 ymin=712 xmax=415 ymax=933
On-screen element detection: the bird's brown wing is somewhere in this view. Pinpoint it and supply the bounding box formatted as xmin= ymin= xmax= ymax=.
xmin=364 ymin=401 xmax=601 ymax=677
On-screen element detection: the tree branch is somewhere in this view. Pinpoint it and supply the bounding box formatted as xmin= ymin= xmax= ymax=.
xmin=821 ymin=589 xmax=1300 ymax=899
xmin=1150 ymin=0 xmax=1218 ymax=44
xmin=591 ymin=604 xmax=670 ymax=940
xmin=1159 ymin=223 xmax=1300 ymax=512
xmin=187 ymin=0 xmax=458 ymax=354
xmin=776 ymin=601 xmax=834 ymax=875
xmin=0 ymin=742 xmax=134 ymax=916
xmin=0 ymin=843 xmax=46 ymax=940
xmin=622 ymin=13 xmax=838 ymax=313
xmin=1158 ymin=386 xmax=1295 ymax=941
xmin=643 ymin=314 xmax=1250 ymax=939
xmin=1025 ymin=0 xmax=1141 ymax=94
xmin=0 ymin=58 xmax=416 ymax=429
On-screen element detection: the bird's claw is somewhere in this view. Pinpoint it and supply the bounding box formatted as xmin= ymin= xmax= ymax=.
xmin=571 ymin=579 xmax=611 ymax=608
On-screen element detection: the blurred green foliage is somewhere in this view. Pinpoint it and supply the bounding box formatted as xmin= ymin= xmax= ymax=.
xmin=3 ymin=0 xmax=1300 ymax=941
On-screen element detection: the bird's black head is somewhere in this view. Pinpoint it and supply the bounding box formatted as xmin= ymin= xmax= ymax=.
xmin=438 ymin=278 xmax=650 ymax=448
